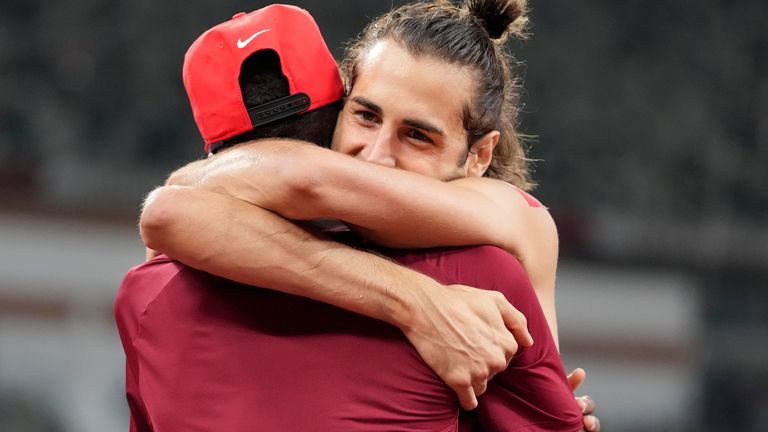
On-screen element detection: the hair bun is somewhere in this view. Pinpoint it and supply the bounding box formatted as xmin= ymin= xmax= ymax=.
xmin=465 ymin=0 xmax=528 ymax=40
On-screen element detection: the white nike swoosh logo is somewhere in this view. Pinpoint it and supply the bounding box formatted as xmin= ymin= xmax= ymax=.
xmin=237 ymin=29 xmax=271 ymax=49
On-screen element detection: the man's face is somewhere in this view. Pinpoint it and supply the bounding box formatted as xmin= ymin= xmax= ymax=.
xmin=331 ymin=40 xmax=478 ymax=181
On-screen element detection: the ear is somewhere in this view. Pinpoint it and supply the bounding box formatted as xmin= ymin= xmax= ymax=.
xmin=465 ymin=130 xmax=500 ymax=177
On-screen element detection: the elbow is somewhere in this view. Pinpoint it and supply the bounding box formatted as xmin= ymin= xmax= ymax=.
xmin=139 ymin=186 xmax=182 ymax=251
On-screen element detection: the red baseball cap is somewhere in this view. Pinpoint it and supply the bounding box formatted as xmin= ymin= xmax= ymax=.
xmin=183 ymin=4 xmax=344 ymax=152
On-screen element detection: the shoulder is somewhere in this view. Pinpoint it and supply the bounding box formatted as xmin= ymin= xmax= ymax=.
xmin=114 ymin=255 xmax=195 ymax=342
xmin=450 ymin=177 xmax=558 ymax=252
xmin=392 ymin=245 xmax=535 ymax=301
xmin=439 ymin=245 xmax=527 ymax=278
xmin=392 ymin=244 xmax=518 ymax=270
xmin=116 ymin=256 xmax=184 ymax=311
xmin=449 ymin=177 xmax=555 ymax=226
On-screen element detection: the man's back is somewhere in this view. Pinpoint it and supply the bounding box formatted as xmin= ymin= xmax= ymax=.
xmin=115 ymin=246 xmax=581 ymax=431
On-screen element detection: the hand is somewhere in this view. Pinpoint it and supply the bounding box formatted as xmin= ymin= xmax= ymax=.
xmin=402 ymin=284 xmax=533 ymax=410
xmin=568 ymin=368 xmax=600 ymax=432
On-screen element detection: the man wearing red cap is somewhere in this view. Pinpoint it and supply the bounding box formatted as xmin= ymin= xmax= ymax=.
xmin=116 ymin=3 xmax=597 ymax=431
xmin=181 ymin=6 xmax=344 ymax=153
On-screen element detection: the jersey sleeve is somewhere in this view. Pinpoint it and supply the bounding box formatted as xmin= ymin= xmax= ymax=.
xmin=472 ymin=248 xmax=583 ymax=431
xmin=395 ymin=246 xmax=583 ymax=432
xmin=115 ymin=256 xmax=181 ymax=432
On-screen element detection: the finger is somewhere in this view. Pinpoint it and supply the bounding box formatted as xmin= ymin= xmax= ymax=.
xmin=576 ymin=395 xmax=596 ymax=415
xmin=568 ymin=367 xmax=586 ymax=392
xmin=456 ymin=386 xmax=478 ymax=410
xmin=583 ymin=415 xmax=600 ymax=432
xmin=494 ymin=331 xmax=518 ymax=365
xmin=499 ymin=303 xmax=533 ymax=347
xmin=473 ymin=376 xmax=489 ymax=398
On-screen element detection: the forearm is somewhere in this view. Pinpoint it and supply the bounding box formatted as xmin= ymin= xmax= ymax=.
xmin=176 ymin=140 xmax=518 ymax=251
xmin=140 ymin=185 xmax=535 ymax=410
xmin=165 ymin=140 xmax=315 ymax=217
xmin=140 ymin=185 xmax=431 ymax=328
xmin=163 ymin=141 xmax=558 ymax=342
xmin=165 ymin=158 xmax=209 ymax=186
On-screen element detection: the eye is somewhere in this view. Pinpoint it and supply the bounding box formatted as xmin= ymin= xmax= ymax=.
xmin=355 ymin=110 xmax=378 ymax=124
xmin=405 ymin=129 xmax=432 ymax=144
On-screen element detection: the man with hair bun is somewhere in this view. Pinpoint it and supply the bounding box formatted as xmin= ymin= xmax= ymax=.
xmin=127 ymin=0 xmax=598 ymax=430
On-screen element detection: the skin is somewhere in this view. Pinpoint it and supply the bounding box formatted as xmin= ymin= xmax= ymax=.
xmin=143 ymin=185 xmax=530 ymax=410
xmin=333 ymin=40 xmax=489 ymax=180
xmin=142 ymin=39 xmax=598 ymax=428
xmin=162 ymin=40 xmax=560 ymax=342
xmin=332 ymin=40 xmax=559 ymax=341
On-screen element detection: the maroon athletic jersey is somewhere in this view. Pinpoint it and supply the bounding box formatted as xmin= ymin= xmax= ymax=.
xmin=115 ymin=246 xmax=582 ymax=431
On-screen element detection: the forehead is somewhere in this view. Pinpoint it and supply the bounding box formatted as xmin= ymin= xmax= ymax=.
xmin=352 ymin=40 xmax=475 ymax=136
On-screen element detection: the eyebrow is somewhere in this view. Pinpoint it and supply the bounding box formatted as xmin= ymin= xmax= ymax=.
xmin=351 ymin=96 xmax=382 ymax=115
xmin=350 ymin=96 xmax=446 ymax=137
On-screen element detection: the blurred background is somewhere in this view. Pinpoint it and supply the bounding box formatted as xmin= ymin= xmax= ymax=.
xmin=0 ymin=0 xmax=765 ymax=430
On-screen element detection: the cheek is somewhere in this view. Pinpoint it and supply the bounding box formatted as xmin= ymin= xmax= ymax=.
xmin=330 ymin=125 xmax=343 ymax=152
xmin=414 ymin=150 xmax=464 ymax=180
xmin=332 ymin=114 xmax=366 ymax=155
xmin=330 ymin=110 xmax=344 ymax=151
xmin=330 ymin=113 xmax=353 ymax=152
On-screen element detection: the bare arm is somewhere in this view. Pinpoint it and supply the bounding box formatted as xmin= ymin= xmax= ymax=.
xmin=173 ymin=139 xmax=560 ymax=341
xmin=179 ymin=140 xmax=516 ymax=252
xmin=141 ymin=185 xmax=533 ymax=410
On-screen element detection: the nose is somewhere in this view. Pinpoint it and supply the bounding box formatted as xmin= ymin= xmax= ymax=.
xmin=358 ymin=129 xmax=396 ymax=168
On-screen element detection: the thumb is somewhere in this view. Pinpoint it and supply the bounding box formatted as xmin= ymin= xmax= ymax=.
xmin=567 ymin=367 xmax=586 ymax=392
